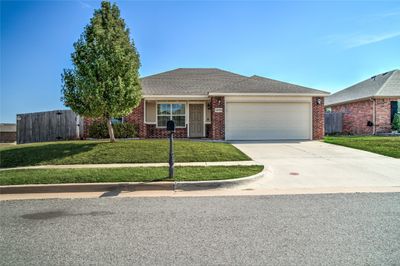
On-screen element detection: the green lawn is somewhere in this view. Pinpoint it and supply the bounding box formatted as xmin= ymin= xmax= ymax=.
xmin=0 ymin=166 xmax=263 ymax=185
xmin=324 ymin=136 xmax=400 ymax=158
xmin=0 ymin=140 xmax=250 ymax=168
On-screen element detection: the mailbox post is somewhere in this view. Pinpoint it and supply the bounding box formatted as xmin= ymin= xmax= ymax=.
xmin=166 ymin=120 xmax=176 ymax=178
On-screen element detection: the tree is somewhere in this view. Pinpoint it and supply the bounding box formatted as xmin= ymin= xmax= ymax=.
xmin=62 ymin=1 xmax=141 ymax=142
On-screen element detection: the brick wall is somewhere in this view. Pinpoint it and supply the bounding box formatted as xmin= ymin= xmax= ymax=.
xmin=331 ymin=99 xmax=373 ymax=135
xmin=0 ymin=132 xmax=16 ymax=143
xmin=331 ymin=97 xmax=399 ymax=135
xmin=124 ymin=100 xmax=188 ymax=138
xmin=312 ymin=97 xmax=325 ymax=140
xmin=375 ymin=98 xmax=399 ymax=133
xmin=124 ymin=100 xmax=146 ymax=138
xmin=209 ymin=96 xmax=225 ymax=140
xmin=84 ymin=99 xmax=191 ymax=139
xmin=145 ymin=125 xmax=187 ymax=138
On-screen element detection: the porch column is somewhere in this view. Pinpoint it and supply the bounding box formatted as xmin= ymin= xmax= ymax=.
xmin=312 ymin=96 xmax=324 ymax=140
xmin=210 ymin=96 xmax=225 ymax=140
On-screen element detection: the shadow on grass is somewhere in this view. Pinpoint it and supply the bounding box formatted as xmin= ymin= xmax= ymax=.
xmin=0 ymin=142 xmax=99 ymax=168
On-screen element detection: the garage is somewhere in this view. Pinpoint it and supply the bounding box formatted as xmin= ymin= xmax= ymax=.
xmin=225 ymin=101 xmax=311 ymax=140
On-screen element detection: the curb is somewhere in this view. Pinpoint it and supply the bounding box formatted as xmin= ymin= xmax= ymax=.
xmin=174 ymin=171 xmax=265 ymax=191
xmin=0 ymin=182 xmax=174 ymax=194
xmin=0 ymin=167 xmax=266 ymax=194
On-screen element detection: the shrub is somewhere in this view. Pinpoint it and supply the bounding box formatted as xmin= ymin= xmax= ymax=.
xmin=392 ymin=113 xmax=400 ymax=132
xmin=88 ymin=121 xmax=137 ymax=139
xmin=114 ymin=123 xmax=138 ymax=138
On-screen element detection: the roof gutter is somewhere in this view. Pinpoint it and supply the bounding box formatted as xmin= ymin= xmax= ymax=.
xmin=325 ymin=95 xmax=400 ymax=107
xmin=143 ymin=95 xmax=208 ymax=99
xmin=208 ymin=92 xmax=330 ymax=97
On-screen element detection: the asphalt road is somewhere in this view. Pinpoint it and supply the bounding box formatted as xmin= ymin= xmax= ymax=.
xmin=1 ymin=193 xmax=399 ymax=265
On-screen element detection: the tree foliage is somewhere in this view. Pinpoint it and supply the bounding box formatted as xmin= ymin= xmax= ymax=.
xmin=393 ymin=113 xmax=400 ymax=132
xmin=62 ymin=1 xmax=141 ymax=141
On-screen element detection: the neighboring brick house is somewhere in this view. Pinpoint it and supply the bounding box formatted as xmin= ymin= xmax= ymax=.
xmin=0 ymin=123 xmax=16 ymax=143
xmin=85 ymin=68 xmax=328 ymax=140
xmin=325 ymin=70 xmax=400 ymax=135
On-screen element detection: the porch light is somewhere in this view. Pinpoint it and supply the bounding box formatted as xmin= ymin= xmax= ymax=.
xmin=316 ymin=98 xmax=322 ymax=105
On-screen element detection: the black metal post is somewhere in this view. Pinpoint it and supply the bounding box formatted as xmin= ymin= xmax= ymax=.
xmin=169 ymin=131 xmax=174 ymax=178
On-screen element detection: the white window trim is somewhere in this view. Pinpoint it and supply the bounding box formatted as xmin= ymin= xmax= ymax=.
xmin=156 ymin=102 xmax=187 ymax=129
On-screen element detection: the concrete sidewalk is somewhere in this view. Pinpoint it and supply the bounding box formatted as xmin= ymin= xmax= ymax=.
xmin=0 ymin=160 xmax=259 ymax=171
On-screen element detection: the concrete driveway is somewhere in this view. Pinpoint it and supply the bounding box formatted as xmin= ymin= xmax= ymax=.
xmin=232 ymin=141 xmax=400 ymax=190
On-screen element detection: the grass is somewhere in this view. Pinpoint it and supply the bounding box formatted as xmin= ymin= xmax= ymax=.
xmin=0 ymin=166 xmax=264 ymax=185
xmin=324 ymin=136 xmax=400 ymax=158
xmin=0 ymin=140 xmax=250 ymax=168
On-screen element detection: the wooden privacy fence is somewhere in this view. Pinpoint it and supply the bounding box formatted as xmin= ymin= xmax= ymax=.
xmin=324 ymin=112 xmax=344 ymax=134
xmin=16 ymin=110 xmax=83 ymax=144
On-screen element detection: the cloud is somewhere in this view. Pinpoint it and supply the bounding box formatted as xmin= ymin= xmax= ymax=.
xmin=325 ymin=31 xmax=400 ymax=49
xmin=372 ymin=10 xmax=400 ymax=19
xmin=78 ymin=1 xmax=93 ymax=9
xmin=345 ymin=32 xmax=400 ymax=48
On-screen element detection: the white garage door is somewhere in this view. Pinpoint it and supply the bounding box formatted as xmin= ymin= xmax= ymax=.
xmin=225 ymin=102 xmax=311 ymax=140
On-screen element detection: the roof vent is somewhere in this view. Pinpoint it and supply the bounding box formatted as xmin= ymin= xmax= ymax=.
xmin=382 ymin=72 xmax=388 ymax=76
xmin=371 ymin=75 xmax=376 ymax=80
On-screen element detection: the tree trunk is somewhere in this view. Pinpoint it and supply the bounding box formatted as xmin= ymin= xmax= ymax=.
xmin=107 ymin=117 xmax=116 ymax=142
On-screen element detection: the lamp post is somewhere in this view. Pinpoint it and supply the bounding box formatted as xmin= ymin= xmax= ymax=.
xmin=166 ymin=120 xmax=176 ymax=179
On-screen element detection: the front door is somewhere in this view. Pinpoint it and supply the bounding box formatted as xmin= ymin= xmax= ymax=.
xmin=189 ymin=104 xmax=204 ymax=138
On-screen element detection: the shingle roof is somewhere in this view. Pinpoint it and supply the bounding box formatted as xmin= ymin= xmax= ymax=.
xmin=140 ymin=68 xmax=328 ymax=96
xmin=140 ymin=68 xmax=247 ymax=95
xmin=214 ymin=75 xmax=328 ymax=94
xmin=326 ymin=69 xmax=400 ymax=106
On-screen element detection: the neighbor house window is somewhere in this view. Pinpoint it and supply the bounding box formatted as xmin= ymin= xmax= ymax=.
xmin=157 ymin=103 xmax=186 ymax=127
xmin=391 ymin=101 xmax=400 ymax=123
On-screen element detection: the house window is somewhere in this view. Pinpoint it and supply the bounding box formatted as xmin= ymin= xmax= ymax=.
xmin=391 ymin=101 xmax=399 ymax=123
xmin=157 ymin=103 xmax=186 ymax=128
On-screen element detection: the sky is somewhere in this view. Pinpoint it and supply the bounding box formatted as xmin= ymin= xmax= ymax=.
xmin=1 ymin=0 xmax=400 ymax=123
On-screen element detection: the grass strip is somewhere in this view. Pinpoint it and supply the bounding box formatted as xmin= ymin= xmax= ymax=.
xmin=324 ymin=136 xmax=400 ymax=158
xmin=0 ymin=166 xmax=264 ymax=185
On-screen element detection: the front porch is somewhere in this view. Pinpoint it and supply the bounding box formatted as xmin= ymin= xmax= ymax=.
xmin=124 ymin=97 xmax=225 ymax=140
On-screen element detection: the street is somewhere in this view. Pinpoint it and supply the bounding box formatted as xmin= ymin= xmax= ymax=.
xmin=1 ymin=193 xmax=399 ymax=265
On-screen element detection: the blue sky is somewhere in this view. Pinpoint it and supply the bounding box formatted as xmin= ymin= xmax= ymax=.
xmin=1 ymin=0 xmax=399 ymax=123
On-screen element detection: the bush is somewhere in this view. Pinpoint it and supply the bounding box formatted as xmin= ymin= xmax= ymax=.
xmin=88 ymin=121 xmax=137 ymax=139
xmin=392 ymin=113 xmax=400 ymax=132
xmin=114 ymin=123 xmax=138 ymax=138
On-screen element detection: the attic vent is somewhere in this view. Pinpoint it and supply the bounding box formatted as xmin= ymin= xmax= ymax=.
xmin=382 ymin=72 xmax=388 ymax=76
xmin=371 ymin=75 xmax=376 ymax=80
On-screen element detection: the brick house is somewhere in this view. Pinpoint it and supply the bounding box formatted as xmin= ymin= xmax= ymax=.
xmin=325 ymin=70 xmax=400 ymax=135
xmin=0 ymin=123 xmax=16 ymax=143
xmin=86 ymin=68 xmax=328 ymax=140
